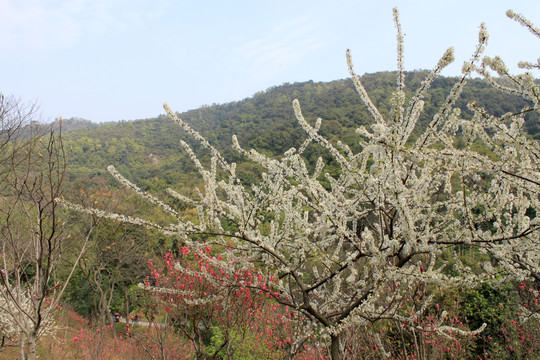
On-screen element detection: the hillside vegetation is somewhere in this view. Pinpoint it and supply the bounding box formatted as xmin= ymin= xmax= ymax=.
xmin=61 ymin=71 xmax=539 ymax=194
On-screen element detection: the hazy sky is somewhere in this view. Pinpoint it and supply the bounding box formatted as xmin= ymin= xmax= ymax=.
xmin=1 ymin=0 xmax=539 ymax=123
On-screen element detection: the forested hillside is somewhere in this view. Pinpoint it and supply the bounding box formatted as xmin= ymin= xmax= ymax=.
xmin=61 ymin=70 xmax=539 ymax=194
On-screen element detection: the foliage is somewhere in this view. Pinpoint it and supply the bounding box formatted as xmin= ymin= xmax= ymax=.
xmin=63 ymin=186 xmax=169 ymax=326
xmin=464 ymin=282 xmax=515 ymax=354
xmin=466 ymin=280 xmax=540 ymax=359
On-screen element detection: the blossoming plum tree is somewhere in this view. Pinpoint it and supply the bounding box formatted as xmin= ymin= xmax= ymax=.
xmin=472 ymin=9 xmax=540 ymax=284
xmin=62 ymin=8 xmax=539 ymax=359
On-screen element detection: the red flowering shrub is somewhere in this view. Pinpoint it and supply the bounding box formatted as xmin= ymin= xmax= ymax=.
xmin=145 ymin=248 xmax=299 ymax=359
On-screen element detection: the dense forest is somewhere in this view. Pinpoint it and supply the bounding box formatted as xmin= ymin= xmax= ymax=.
xmin=60 ymin=71 xmax=539 ymax=194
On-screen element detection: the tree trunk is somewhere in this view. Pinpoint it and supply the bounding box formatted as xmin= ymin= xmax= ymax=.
xmin=26 ymin=333 xmax=37 ymax=360
xmin=330 ymin=334 xmax=340 ymax=360
xmin=19 ymin=333 xmax=26 ymax=360
xmin=18 ymin=331 xmax=38 ymax=360
xmin=124 ymin=287 xmax=130 ymax=324
xmin=96 ymin=291 xmax=108 ymax=326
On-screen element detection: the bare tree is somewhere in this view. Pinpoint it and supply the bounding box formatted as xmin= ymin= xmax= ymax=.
xmin=62 ymin=8 xmax=539 ymax=359
xmin=0 ymin=97 xmax=94 ymax=360
xmin=0 ymin=94 xmax=42 ymax=187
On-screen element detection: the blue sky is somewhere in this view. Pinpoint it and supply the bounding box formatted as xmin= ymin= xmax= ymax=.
xmin=1 ymin=0 xmax=539 ymax=123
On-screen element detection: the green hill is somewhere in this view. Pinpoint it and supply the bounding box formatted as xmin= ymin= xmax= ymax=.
xmin=62 ymin=71 xmax=539 ymax=193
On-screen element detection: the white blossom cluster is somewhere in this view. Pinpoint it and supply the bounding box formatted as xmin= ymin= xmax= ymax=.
xmin=0 ymin=286 xmax=55 ymax=341
xmin=64 ymin=7 xmax=539 ymax=353
xmin=0 ymin=287 xmax=32 ymax=340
